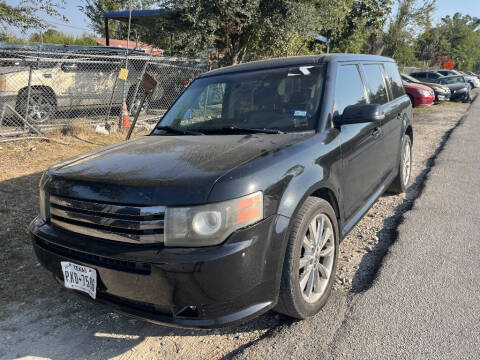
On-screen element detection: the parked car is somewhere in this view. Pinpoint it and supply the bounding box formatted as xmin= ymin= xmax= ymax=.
xmin=433 ymin=69 xmax=480 ymax=89
xmin=401 ymin=73 xmax=450 ymax=102
xmin=433 ymin=75 xmax=472 ymax=103
xmin=30 ymin=54 xmax=413 ymax=328
xmin=0 ymin=46 xmax=205 ymax=123
xmin=403 ymin=81 xmax=435 ymax=107
xmin=409 ymin=70 xmax=444 ymax=83
xmin=465 ymin=71 xmax=480 ymax=80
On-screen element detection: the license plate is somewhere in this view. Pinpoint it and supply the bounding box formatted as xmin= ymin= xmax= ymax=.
xmin=61 ymin=261 xmax=97 ymax=299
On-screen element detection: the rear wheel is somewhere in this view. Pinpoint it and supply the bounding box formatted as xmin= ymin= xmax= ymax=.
xmin=388 ymin=134 xmax=412 ymax=194
xmin=463 ymin=90 xmax=472 ymax=103
xmin=275 ymin=197 xmax=338 ymax=319
xmin=16 ymin=89 xmax=56 ymax=124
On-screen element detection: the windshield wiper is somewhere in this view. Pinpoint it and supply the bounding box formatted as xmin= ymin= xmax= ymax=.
xmin=209 ymin=126 xmax=285 ymax=134
xmin=155 ymin=125 xmax=204 ymax=135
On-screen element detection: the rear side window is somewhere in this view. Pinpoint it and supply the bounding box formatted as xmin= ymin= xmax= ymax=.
xmin=363 ymin=64 xmax=389 ymax=105
xmin=384 ymin=62 xmax=405 ymax=99
xmin=333 ymin=65 xmax=367 ymax=120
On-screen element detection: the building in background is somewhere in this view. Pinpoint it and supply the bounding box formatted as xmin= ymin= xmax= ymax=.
xmin=94 ymin=38 xmax=163 ymax=56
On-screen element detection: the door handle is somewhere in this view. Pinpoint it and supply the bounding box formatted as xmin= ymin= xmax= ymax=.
xmin=372 ymin=127 xmax=382 ymax=138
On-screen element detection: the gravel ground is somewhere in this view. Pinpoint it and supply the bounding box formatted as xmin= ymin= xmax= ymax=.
xmin=0 ymin=97 xmax=474 ymax=360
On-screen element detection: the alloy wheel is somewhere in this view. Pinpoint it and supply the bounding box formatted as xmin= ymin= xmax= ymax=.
xmin=298 ymin=214 xmax=335 ymax=303
xmin=27 ymin=94 xmax=53 ymax=123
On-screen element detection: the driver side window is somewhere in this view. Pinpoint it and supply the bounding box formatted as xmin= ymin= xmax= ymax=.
xmin=333 ymin=65 xmax=367 ymax=122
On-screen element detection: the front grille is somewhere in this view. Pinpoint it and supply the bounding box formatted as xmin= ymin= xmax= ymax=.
xmin=49 ymin=195 xmax=165 ymax=244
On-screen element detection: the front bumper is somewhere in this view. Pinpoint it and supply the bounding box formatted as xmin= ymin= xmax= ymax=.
xmin=450 ymin=89 xmax=469 ymax=101
xmin=29 ymin=215 xmax=289 ymax=329
xmin=435 ymin=91 xmax=451 ymax=101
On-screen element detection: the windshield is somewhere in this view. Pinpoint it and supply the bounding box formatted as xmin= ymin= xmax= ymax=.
xmin=438 ymin=76 xmax=464 ymax=85
xmin=153 ymin=65 xmax=324 ymax=134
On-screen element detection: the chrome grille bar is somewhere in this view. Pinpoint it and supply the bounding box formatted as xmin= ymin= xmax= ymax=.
xmin=50 ymin=207 xmax=164 ymax=230
xmin=50 ymin=196 xmax=166 ymax=218
xmin=49 ymin=195 xmax=165 ymax=244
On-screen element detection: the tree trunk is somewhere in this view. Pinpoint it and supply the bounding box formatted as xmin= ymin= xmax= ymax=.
xmin=369 ymin=31 xmax=385 ymax=55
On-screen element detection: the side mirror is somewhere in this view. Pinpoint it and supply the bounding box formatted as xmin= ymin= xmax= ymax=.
xmin=336 ymin=103 xmax=385 ymax=126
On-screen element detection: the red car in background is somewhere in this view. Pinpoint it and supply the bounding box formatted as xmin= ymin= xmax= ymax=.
xmin=403 ymin=82 xmax=435 ymax=107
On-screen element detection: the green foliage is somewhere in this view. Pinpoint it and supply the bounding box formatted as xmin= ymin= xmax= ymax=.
xmin=383 ymin=0 xmax=436 ymax=66
xmin=79 ymin=0 xmax=160 ymax=39
xmin=0 ymin=29 xmax=96 ymax=46
xmin=29 ymin=29 xmax=97 ymax=46
xmin=0 ymin=0 xmax=68 ymax=31
xmin=0 ymin=32 xmax=28 ymax=44
xmin=73 ymin=0 xmax=480 ymax=71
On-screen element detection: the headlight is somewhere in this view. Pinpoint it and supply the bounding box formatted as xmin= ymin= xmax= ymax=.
xmin=165 ymin=191 xmax=263 ymax=247
xmin=418 ymin=89 xmax=431 ymax=96
xmin=39 ymin=173 xmax=50 ymax=222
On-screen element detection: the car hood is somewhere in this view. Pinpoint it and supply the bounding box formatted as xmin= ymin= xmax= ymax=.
xmin=418 ymin=81 xmax=448 ymax=91
xmin=443 ymin=83 xmax=468 ymax=91
xmin=403 ymin=82 xmax=433 ymax=92
xmin=46 ymin=133 xmax=311 ymax=205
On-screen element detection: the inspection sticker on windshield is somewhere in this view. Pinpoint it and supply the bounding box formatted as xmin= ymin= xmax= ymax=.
xmin=293 ymin=110 xmax=308 ymax=117
xmin=61 ymin=261 xmax=97 ymax=299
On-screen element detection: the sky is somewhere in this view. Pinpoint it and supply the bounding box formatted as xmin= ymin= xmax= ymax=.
xmin=5 ymin=0 xmax=480 ymax=38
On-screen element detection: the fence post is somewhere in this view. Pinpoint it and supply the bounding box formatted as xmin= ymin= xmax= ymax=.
xmin=130 ymin=49 xmax=154 ymax=115
xmin=104 ymin=65 xmax=120 ymax=126
xmin=23 ymin=63 xmax=33 ymax=131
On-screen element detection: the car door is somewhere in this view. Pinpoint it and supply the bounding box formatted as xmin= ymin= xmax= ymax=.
xmin=361 ymin=63 xmax=400 ymax=185
xmin=379 ymin=62 xmax=407 ymax=179
xmin=334 ymin=64 xmax=385 ymax=223
xmin=74 ymin=57 xmax=116 ymax=106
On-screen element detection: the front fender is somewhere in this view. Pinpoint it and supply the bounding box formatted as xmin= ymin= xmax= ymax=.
xmin=208 ymin=130 xmax=343 ymax=225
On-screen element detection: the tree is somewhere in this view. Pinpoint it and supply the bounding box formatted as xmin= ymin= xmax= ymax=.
xmin=331 ymin=0 xmax=393 ymax=55
xmin=167 ymin=0 xmax=349 ymax=64
xmin=0 ymin=0 xmax=67 ymax=31
xmin=29 ymin=29 xmax=97 ymax=45
xmin=383 ymin=0 xmax=436 ymax=65
xmin=79 ymin=0 xmax=161 ymax=38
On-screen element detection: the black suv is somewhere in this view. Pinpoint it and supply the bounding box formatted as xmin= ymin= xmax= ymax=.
xmin=30 ymin=54 xmax=413 ymax=328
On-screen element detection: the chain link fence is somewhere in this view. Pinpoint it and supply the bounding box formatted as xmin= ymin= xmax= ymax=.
xmin=0 ymin=46 xmax=208 ymax=139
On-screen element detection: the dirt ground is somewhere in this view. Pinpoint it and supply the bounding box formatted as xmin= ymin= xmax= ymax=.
xmin=0 ymin=97 xmax=474 ymax=360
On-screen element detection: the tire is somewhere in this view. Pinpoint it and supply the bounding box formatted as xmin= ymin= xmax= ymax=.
xmin=388 ymin=134 xmax=412 ymax=194
xmin=275 ymin=197 xmax=339 ymax=319
xmin=16 ymin=89 xmax=56 ymax=124
xmin=463 ymin=90 xmax=472 ymax=103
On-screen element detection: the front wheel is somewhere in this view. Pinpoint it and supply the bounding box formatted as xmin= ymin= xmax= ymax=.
xmin=16 ymin=89 xmax=56 ymax=124
xmin=388 ymin=134 xmax=412 ymax=194
xmin=275 ymin=197 xmax=338 ymax=319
